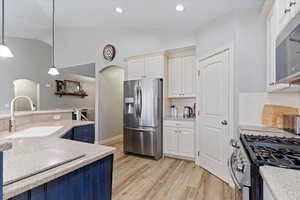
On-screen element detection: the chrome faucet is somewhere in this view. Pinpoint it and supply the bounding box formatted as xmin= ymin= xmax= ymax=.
xmin=9 ymin=96 xmax=35 ymax=132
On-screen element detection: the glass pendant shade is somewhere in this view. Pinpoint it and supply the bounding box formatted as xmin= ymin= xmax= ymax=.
xmin=48 ymin=66 xmax=60 ymax=76
xmin=0 ymin=43 xmax=13 ymax=58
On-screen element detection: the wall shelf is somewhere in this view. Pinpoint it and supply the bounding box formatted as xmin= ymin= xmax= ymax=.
xmin=55 ymin=92 xmax=88 ymax=98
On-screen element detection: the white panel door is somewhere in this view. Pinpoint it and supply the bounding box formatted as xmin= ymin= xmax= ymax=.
xmin=168 ymin=57 xmax=182 ymax=97
xmin=145 ymin=55 xmax=164 ymax=78
xmin=178 ymin=129 xmax=194 ymax=158
xmin=197 ymin=50 xmax=230 ymax=183
xmin=164 ymin=127 xmax=178 ymax=155
xmin=182 ymin=56 xmax=196 ymax=97
xmin=127 ymin=58 xmax=145 ymax=80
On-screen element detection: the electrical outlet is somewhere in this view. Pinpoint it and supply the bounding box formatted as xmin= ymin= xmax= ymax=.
xmin=53 ymin=115 xmax=61 ymax=120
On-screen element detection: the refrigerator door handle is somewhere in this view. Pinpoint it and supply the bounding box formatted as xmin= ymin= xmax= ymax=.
xmin=125 ymin=127 xmax=156 ymax=132
xmin=135 ymin=86 xmax=140 ymax=117
xmin=139 ymin=86 xmax=143 ymax=117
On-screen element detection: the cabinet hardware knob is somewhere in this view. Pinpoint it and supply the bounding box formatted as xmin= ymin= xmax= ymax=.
xmin=221 ymin=120 xmax=228 ymax=125
xmin=285 ymin=8 xmax=291 ymax=13
xmin=290 ymin=1 xmax=296 ymax=7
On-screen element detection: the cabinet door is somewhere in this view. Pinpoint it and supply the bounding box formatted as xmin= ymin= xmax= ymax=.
xmin=267 ymin=7 xmax=277 ymax=89
xmin=145 ymin=55 xmax=164 ymax=78
xmin=182 ymin=56 xmax=196 ymax=97
xmin=73 ymin=125 xmax=95 ymax=144
xmin=291 ymin=0 xmax=300 ymax=17
xmin=178 ymin=129 xmax=194 ymax=158
xmin=168 ymin=57 xmax=182 ymax=97
xmin=277 ymin=0 xmax=292 ymax=35
xmin=127 ymin=58 xmax=145 ymax=80
xmin=164 ymin=127 xmax=178 ymax=155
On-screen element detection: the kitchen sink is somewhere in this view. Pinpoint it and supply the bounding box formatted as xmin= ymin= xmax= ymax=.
xmin=5 ymin=126 xmax=64 ymax=139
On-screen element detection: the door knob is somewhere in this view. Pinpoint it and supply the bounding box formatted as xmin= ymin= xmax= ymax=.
xmin=221 ymin=120 xmax=228 ymax=125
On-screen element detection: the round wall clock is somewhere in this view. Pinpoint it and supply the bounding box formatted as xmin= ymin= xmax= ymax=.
xmin=103 ymin=44 xmax=116 ymax=62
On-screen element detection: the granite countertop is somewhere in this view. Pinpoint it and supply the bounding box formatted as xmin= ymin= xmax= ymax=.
xmin=240 ymin=124 xmax=300 ymax=200
xmin=164 ymin=116 xmax=195 ymax=121
xmin=0 ymin=120 xmax=115 ymax=199
xmin=260 ymin=166 xmax=300 ymax=200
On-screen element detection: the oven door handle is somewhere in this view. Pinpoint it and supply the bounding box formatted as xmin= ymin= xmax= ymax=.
xmin=228 ymin=152 xmax=243 ymax=191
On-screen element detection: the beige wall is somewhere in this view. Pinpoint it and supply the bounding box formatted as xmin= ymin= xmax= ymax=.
xmin=99 ymin=67 xmax=124 ymax=141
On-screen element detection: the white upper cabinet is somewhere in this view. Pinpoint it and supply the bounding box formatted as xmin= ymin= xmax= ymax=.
xmin=265 ymin=1 xmax=291 ymax=92
xmin=169 ymin=57 xmax=182 ymax=97
xmin=168 ymin=55 xmax=196 ymax=98
xmin=145 ymin=55 xmax=165 ymax=79
xmin=291 ymin=0 xmax=300 ymax=16
xmin=277 ymin=0 xmax=292 ymax=34
xmin=182 ymin=56 xmax=196 ymax=97
xmin=127 ymin=57 xmax=145 ymax=80
xmin=127 ymin=53 xmax=166 ymax=80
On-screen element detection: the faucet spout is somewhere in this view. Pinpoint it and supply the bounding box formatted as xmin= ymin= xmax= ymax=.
xmin=9 ymin=96 xmax=35 ymax=132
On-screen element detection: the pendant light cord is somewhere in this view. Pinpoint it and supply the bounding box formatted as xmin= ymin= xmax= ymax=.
xmin=1 ymin=0 xmax=5 ymax=44
xmin=52 ymin=0 xmax=55 ymax=67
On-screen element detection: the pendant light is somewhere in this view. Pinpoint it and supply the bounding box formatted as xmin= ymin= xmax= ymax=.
xmin=48 ymin=0 xmax=59 ymax=76
xmin=0 ymin=0 xmax=13 ymax=58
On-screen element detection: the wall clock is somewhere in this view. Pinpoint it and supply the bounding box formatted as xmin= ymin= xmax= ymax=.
xmin=103 ymin=44 xmax=116 ymax=62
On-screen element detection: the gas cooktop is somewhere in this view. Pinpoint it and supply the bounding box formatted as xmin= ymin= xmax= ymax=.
xmin=241 ymin=134 xmax=300 ymax=169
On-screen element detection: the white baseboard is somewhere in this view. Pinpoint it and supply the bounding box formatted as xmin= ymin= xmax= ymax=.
xmin=100 ymin=135 xmax=123 ymax=144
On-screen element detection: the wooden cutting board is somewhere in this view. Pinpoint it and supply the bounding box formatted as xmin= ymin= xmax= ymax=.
xmin=262 ymin=104 xmax=298 ymax=128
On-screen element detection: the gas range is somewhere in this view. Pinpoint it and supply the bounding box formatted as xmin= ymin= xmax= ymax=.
xmin=235 ymin=134 xmax=300 ymax=200
xmin=241 ymin=134 xmax=300 ymax=170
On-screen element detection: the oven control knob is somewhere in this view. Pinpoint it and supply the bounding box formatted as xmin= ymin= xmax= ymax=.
xmin=230 ymin=139 xmax=240 ymax=149
xmin=236 ymin=163 xmax=245 ymax=173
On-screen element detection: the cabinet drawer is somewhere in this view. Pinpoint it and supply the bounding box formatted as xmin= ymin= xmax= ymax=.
xmin=164 ymin=120 xmax=194 ymax=128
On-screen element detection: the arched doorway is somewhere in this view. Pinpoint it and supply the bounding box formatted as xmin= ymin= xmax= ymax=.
xmin=13 ymin=79 xmax=40 ymax=111
xmin=98 ymin=66 xmax=125 ymax=143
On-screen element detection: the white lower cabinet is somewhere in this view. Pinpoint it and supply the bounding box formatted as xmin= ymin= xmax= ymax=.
xmin=164 ymin=120 xmax=195 ymax=160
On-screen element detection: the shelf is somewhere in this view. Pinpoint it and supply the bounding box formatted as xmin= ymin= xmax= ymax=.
xmin=55 ymin=92 xmax=88 ymax=98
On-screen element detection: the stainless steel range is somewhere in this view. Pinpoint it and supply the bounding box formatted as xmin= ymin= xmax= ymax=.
xmin=238 ymin=134 xmax=300 ymax=200
xmin=229 ymin=139 xmax=251 ymax=200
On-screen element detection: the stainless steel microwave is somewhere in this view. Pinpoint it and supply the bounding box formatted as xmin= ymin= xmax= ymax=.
xmin=276 ymin=19 xmax=300 ymax=83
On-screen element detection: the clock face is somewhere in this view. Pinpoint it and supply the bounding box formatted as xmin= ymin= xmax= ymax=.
xmin=103 ymin=44 xmax=116 ymax=62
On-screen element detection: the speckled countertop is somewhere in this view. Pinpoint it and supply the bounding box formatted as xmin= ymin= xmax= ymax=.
xmin=0 ymin=120 xmax=115 ymax=199
xmin=240 ymin=125 xmax=300 ymax=200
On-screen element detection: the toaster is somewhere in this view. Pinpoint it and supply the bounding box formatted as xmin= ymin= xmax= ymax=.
xmin=283 ymin=114 xmax=300 ymax=135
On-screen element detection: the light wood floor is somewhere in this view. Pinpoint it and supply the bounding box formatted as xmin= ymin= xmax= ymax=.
xmin=105 ymin=139 xmax=238 ymax=200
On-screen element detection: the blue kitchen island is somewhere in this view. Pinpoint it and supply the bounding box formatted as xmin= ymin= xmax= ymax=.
xmin=0 ymin=121 xmax=115 ymax=200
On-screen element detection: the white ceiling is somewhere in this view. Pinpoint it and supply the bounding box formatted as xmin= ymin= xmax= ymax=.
xmin=4 ymin=0 xmax=264 ymax=39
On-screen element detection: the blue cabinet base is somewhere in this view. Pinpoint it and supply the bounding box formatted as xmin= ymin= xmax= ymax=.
xmin=62 ymin=125 xmax=95 ymax=144
xmin=10 ymin=155 xmax=113 ymax=200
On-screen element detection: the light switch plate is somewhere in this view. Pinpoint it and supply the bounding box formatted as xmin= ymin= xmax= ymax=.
xmin=53 ymin=115 xmax=61 ymax=120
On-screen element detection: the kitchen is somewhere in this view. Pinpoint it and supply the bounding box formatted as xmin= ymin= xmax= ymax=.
xmin=0 ymin=0 xmax=299 ymax=200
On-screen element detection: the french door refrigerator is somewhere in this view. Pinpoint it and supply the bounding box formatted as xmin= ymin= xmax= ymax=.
xmin=123 ymin=78 xmax=163 ymax=160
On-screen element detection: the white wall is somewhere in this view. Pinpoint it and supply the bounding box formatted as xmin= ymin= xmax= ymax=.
xmin=239 ymin=93 xmax=300 ymax=126
xmin=99 ymin=67 xmax=124 ymax=141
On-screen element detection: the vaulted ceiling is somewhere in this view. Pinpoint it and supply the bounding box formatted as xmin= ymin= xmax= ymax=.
xmin=4 ymin=0 xmax=264 ymax=39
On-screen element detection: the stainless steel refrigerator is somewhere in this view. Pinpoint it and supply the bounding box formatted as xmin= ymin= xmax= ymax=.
xmin=123 ymin=79 xmax=163 ymax=160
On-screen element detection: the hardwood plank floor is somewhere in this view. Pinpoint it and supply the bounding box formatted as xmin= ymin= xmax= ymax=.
xmin=105 ymin=139 xmax=239 ymax=200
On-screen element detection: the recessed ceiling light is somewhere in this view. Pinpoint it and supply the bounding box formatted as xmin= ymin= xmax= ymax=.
xmin=176 ymin=4 xmax=185 ymax=12
xmin=115 ymin=7 xmax=123 ymax=13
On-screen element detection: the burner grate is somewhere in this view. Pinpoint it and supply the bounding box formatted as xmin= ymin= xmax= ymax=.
xmin=241 ymin=134 xmax=300 ymax=169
